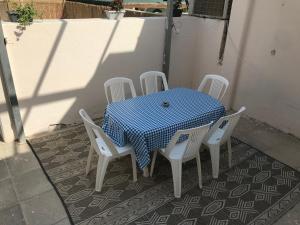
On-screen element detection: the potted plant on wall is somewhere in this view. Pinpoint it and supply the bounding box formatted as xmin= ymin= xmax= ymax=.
xmin=7 ymin=3 xmax=37 ymax=26
xmin=173 ymin=0 xmax=183 ymax=17
xmin=105 ymin=0 xmax=125 ymax=20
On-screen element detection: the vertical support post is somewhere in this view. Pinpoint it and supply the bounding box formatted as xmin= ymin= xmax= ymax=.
xmin=218 ymin=19 xmax=229 ymax=65
xmin=162 ymin=0 xmax=173 ymax=81
xmin=218 ymin=0 xmax=231 ymax=64
xmin=0 ymin=22 xmax=25 ymax=143
xmin=222 ymin=0 xmax=230 ymax=19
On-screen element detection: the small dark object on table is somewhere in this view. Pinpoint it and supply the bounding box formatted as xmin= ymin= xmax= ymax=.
xmin=162 ymin=101 xmax=170 ymax=107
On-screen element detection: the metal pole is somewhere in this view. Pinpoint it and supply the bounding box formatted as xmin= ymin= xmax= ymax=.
xmin=223 ymin=0 xmax=230 ymax=19
xmin=162 ymin=0 xmax=173 ymax=80
xmin=218 ymin=0 xmax=231 ymax=64
xmin=0 ymin=22 xmax=25 ymax=143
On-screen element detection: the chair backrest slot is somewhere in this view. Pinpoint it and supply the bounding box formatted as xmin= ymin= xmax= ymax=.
xmin=140 ymin=71 xmax=169 ymax=95
xmin=198 ymin=74 xmax=229 ymax=101
xmin=104 ymin=77 xmax=137 ymax=104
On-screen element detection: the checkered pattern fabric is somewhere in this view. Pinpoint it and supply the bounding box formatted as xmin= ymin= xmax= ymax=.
xmin=103 ymin=88 xmax=225 ymax=169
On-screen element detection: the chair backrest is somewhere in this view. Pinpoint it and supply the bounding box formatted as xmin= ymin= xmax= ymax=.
xmin=165 ymin=122 xmax=213 ymax=160
xmin=78 ymin=109 xmax=119 ymax=156
xmin=198 ymin=74 xmax=229 ymax=101
xmin=104 ymin=77 xmax=137 ymax=104
xmin=206 ymin=107 xmax=246 ymax=144
xmin=140 ymin=71 xmax=169 ymax=95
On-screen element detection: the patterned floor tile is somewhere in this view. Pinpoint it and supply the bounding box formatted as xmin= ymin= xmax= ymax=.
xmin=28 ymin=124 xmax=300 ymax=225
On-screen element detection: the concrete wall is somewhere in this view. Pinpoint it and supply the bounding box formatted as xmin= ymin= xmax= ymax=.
xmin=192 ymin=18 xmax=224 ymax=87
xmin=0 ymin=75 xmax=14 ymax=142
xmin=192 ymin=0 xmax=300 ymax=137
xmin=230 ymin=0 xmax=300 ymax=137
xmin=0 ymin=17 xmax=197 ymax=140
xmin=1 ymin=0 xmax=300 ymax=141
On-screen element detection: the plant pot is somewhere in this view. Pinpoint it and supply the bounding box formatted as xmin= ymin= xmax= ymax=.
xmin=173 ymin=8 xmax=183 ymax=17
xmin=7 ymin=11 xmax=19 ymax=22
xmin=105 ymin=10 xmax=125 ymax=20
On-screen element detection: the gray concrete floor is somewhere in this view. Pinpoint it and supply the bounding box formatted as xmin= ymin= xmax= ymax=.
xmin=0 ymin=116 xmax=299 ymax=225
xmin=233 ymin=116 xmax=300 ymax=225
xmin=0 ymin=141 xmax=70 ymax=225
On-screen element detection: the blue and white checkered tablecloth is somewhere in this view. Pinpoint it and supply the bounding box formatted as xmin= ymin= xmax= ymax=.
xmin=102 ymin=88 xmax=226 ymax=169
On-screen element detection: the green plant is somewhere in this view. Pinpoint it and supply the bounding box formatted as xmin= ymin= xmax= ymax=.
xmin=111 ymin=0 xmax=123 ymax=12
xmin=173 ymin=0 xmax=183 ymax=17
xmin=15 ymin=3 xmax=37 ymax=26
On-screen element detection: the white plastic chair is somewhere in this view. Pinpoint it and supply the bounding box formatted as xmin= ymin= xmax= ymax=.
xmin=203 ymin=107 xmax=246 ymax=179
xmin=140 ymin=71 xmax=169 ymax=95
xmin=79 ymin=109 xmax=137 ymax=192
xmin=150 ymin=122 xmax=212 ymax=198
xmin=104 ymin=77 xmax=137 ymax=104
xmin=198 ymin=74 xmax=229 ymax=101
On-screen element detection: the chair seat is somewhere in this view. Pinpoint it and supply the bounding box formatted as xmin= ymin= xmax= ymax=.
xmin=96 ymin=138 xmax=132 ymax=157
xmin=160 ymin=140 xmax=188 ymax=160
xmin=79 ymin=108 xmax=137 ymax=193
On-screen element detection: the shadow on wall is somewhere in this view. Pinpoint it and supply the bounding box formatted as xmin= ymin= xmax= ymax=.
xmin=58 ymin=19 xmax=165 ymax=125
xmin=1 ymin=18 xmax=168 ymax=137
xmin=19 ymin=21 xmax=68 ymax=136
xmin=228 ymin=0 xmax=255 ymax=108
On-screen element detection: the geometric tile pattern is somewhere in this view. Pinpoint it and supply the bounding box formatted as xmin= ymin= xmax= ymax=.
xmin=226 ymin=167 xmax=251 ymax=184
xmin=209 ymin=217 xmax=228 ymax=225
xmin=135 ymin=212 xmax=169 ymax=225
xmin=178 ymin=218 xmax=198 ymax=225
xmin=228 ymin=184 xmax=250 ymax=198
xmin=65 ymin=189 xmax=93 ymax=204
xmin=125 ymin=178 xmax=155 ymax=193
xmin=202 ymin=180 xmax=227 ymax=199
xmin=68 ymin=204 xmax=86 ymax=222
xmin=272 ymin=161 xmax=285 ymax=170
xmin=248 ymin=155 xmax=270 ymax=170
xmin=252 ymin=170 xmax=271 ymax=184
xmin=202 ymin=200 xmax=226 ymax=216
xmin=226 ymin=199 xmax=257 ymax=223
xmin=28 ymin=124 xmax=300 ymax=225
xmin=274 ymin=170 xmax=298 ymax=188
xmin=88 ymin=189 xmax=123 ymax=209
xmin=253 ymin=184 xmax=280 ymax=204
xmin=171 ymin=195 xmax=202 ymax=217
xmin=104 ymin=174 xmax=130 ymax=186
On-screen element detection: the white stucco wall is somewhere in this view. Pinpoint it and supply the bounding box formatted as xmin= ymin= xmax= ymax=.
xmin=1 ymin=1 xmax=300 ymax=140
xmin=0 ymin=75 xmax=14 ymax=141
xmin=192 ymin=18 xmax=225 ymax=93
xmin=1 ymin=17 xmax=198 ymax=138
xmin=229 ymin=0 xmax=300 ymax=137
xmin=192 ymin=0 xmax=300 ymax=137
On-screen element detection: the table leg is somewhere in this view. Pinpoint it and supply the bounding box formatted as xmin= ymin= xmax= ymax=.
xmin=143 ymin=167 xmax=149 ymax=177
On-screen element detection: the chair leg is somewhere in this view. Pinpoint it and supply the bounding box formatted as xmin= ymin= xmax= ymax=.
xmin=196 ymin=152 xmax=202 ymax=189
xmin=170 ymin=160 xmax=182 ymax=198
xmin=86 ymin=146 xmax=94 ymax=176
xmin=208 ymin=144 xmax=220 ymax=179
xmin=143 ymin=167 xmax=149 ymax=177
xmin=95 ymin=156 xmax=109 ymax=192
xmin=150 ymin=151 xmax=158 ymax=177
xmin=131 ymin=153 xmax=138 ymax=182
xmin=227 ymin=139 xmax=232 ymax=168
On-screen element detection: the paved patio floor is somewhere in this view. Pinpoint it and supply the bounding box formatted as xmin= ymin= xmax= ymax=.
xmin=0 ymin=116 xmax=299 ymax=225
